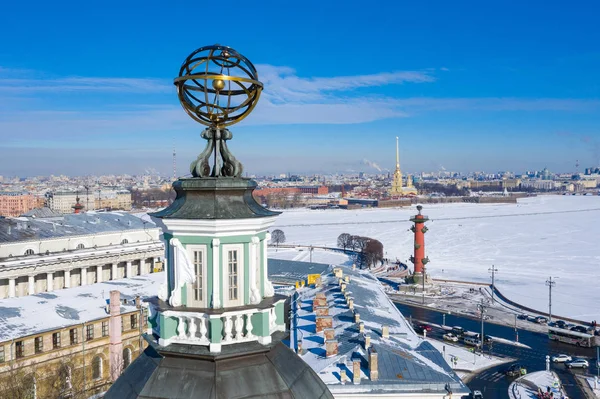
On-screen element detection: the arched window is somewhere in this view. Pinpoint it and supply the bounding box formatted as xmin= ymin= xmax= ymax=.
xmin=121 ymin=239 xmax=128 ymax=245
xmin=123 ymin=348 xmax=132 ymax=370
xmin=92 ymin=356 xmax=102 ymax=380
xmin=76 ymin=243 xmax=85 ymax=250
xmin=59 ymin=364 xmax=72 ymax=392
xmin=24 ymin=249 xmax=35 ymax=256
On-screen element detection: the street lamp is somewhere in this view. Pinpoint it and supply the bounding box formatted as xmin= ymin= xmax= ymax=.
xmin=546 ymin=277 xmax=558 ymax=322
xmin=488 ymin=265 xmax=498 ymax=303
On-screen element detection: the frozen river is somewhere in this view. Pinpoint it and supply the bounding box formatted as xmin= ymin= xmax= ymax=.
xmin=271 ymin=195 xmax=600 ymax=321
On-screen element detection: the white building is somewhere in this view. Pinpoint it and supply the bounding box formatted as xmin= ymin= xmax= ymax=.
xmin=0 ymin=212 xmax=164 ymax=299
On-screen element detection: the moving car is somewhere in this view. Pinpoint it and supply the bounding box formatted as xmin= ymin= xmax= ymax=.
xmin=535 ymin=316 xmax=548 ymax=324
xmin=483 ymin=335 xmax=494 ymax=344
xmin=566 ymin=358 xmax=589 ymax=369
xmin=419 ymin=324 xmax=433 ymax=332
xmin=551 ymin=354 xmax=572 ymax=363
xmin=555 ymin=320 xmax=567 ymax=328
xmin=505 ymin=364 xmax=527 ymax=377
xmin=517 ymin=314 xmax=529 ymax=320
xmin=570 ymin=325 xmax=588 ymax=333
xmin=472 ymin=390 xmax=483 ymax=399
xmin=443 ymin=333 xmax=459 ymax=342
xmin=452 ymin=326 xmax=465 ymax=336
xmin=526 ymin=315 xmax=538 ymax=322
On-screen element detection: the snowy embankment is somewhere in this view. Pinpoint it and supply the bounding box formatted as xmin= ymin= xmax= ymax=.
xmin=271 ymin=196 xmax=600 ymax=321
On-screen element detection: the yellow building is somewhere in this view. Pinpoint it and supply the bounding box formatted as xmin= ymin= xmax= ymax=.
xmin=389 ymin=137 xmax=417 ymax=196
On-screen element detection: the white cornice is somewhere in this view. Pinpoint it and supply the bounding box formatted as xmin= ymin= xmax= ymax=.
xmin=152 ymin=216 xmax=278 ymax=237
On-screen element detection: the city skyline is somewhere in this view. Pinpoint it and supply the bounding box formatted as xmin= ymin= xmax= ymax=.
xmin=1 ymin=1 xmax=599 ymax=176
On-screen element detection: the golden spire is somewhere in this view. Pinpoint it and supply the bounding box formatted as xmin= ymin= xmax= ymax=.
xmin=396 ymin=136 xmax=400 ymax=170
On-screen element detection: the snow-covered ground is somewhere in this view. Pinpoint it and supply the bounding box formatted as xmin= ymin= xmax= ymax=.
xmin=427 ymin=338 xmax=512 ymax=376
xmin=272 ymin=195 xmax=600 ymax=321
xmin=509 ymin=370 xmax=564 ymax=399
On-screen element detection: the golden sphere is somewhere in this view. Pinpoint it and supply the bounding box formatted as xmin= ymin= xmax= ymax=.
xmin=212 ymin=79 xmax=226 ymax=91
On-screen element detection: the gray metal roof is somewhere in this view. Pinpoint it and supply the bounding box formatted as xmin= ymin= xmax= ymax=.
xmin=0 ymin=212 xmax=155 ymax=244
xmin=106 ymin=334 xmax=333 ymax=399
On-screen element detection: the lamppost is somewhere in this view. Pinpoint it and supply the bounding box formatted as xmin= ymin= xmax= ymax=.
xmin=488 ymin=265 xmax=498 ymax=303
xmin=478 ymin=299 xmax=487 ymax=351
xmin=546 ymin=277 xmax=557 ymax=322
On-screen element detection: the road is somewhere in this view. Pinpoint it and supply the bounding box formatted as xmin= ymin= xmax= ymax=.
xmin=395 ymin=301 xmax=598 ymax=399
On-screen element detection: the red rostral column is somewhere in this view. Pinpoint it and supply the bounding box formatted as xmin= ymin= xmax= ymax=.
xmin=409 ymin=205 xmax=429 ymax=278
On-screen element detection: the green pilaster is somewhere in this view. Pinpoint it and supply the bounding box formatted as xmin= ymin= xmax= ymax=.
xmin=209 ymin=318 xmax=222 ymax=343
xmin=159 ymin=314 xmax=178 ymax=340
xmin=275 ymin=302 xmax=285 ymax=326
xmin=244 ymin=242 xmax=250 ymax=305
xmin=251 ymin=311 xmax=269 ymax=337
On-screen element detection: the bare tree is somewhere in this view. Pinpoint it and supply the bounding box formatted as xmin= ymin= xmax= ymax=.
xmin=337 ymin=233 xmax=352 ymax=251
xmin=271 ymin=229 xmax=286 ymax=250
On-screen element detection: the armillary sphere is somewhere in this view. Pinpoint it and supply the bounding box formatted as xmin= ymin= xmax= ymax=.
xmin=174 ymin=44 xmax=263 ymax=178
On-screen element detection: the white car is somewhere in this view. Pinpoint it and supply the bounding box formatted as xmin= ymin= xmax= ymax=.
xmin=443 ymin=333 xmax=459 ymax=342
xmin=551 ymin=354 xmax=572 ymax=363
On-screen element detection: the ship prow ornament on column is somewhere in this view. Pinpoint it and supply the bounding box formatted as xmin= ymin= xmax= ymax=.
xmin=105 ymin=45 xmax=332 ymax=399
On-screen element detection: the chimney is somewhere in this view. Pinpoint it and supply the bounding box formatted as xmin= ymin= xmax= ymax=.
xmin=316 ymin=293 xmax=326 ymax=300
xmin=352 ymin=358 xmax=361 ymax=384
xmin=354 ymin=312 xmax=360 ymax=323
xmin=325 ymin=339 xmax=338 ymax=357
xmin=369 ymin=347 xmax=379 ymax=381
xmin=352 ymin=263 xmax=356 ymax=270
xmin=315 ymin=306 xmax=329 ymax=316
xmin=316 ymin=315 xmax=333 ymax=333
xmin=338 ymin=278 xmax=343 ymax=286
xmin=344 ymin=276 xmax=350 ymax=283
xmin=135 ymin=295 xmax=141 ymax=309
xmin=324 ymin=328 xmax=335 ymax=341
xmin=340 ymin=283 xmax=346 ymax=292
xmin=340 ymin=369 xmax=347 ymax=384
xmin=348 ymin=298 xmax=354 ymax=310
xmin=108 ymin=290 xmax=123 ymax=381
xmin=334 ymin=268 xmax=343 ymax=278
xmin=364 ymin=334 xmax=371 ymax=349
xmin=359 ymin=322 xmax=365 ymax=333
xmin=382 ymin=325 xmax=389 ymax=339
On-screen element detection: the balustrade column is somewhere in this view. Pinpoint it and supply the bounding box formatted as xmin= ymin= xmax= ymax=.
xmin=97 ymin=265 xmax=103 ymax=283
xmin=46 ymin=272 xmax=54 ymax=292
xmin=81 ymin=268 xmax=87 ymax=286
xmin=64 ymin=270 xmax=71 ymax=288
xmin=28 ymin=275 xmax=35 ymax=295
xmin=8 ymin=278 xmax=16 ymax=298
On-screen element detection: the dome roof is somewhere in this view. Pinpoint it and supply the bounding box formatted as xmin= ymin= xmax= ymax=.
xmin=105 ymin=334 xmax=332 ymax=399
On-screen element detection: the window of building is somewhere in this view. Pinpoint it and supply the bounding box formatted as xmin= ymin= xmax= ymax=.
xmin=193 ymin=250 xmax=203 ymax=301
xmin=228 ymin=250 xmax=238 ymax=301
xmin=76 ymin=243 xmax=85 ymax=250
xmin=69 ymin=328 xmax=78 ymax=345
xmin=121 ymin=317 xmax=125 ymax=332
xmin=142 ymin=309 xmax=148 ymax=328
xmin=123 ymin=348 xmax=132 ymax=369
xmin=130 ymin=314 xmax=138 ymax=329
xmin=92 ymin=356 xmax=102 ymax=380
xmin=86 ymin=325 xmax=94 ymax=341
xmin=16 ymin=340 xmax=24 ymax=358
xmin=121 ymin=239 xmax=128 ymax=245
xmin=102 ymin=321 xmax=109 ymax=337
xmin=0 ymin=345 xmax=4 ymax=363
xmin=52 ymin=332 xmax=61 ymax=349
xmin=34 ymin=336 xmax=43 ymax=353
xmin=24 ymin=249 xmax=34 ymax=256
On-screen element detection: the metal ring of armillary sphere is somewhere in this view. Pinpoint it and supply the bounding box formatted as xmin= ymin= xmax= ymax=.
xmin=174 ymin=44 xmax=263 ymax=128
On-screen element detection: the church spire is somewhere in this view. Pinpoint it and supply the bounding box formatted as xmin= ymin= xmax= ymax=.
xmin=396 ymin=136 xmax=400 ymax=170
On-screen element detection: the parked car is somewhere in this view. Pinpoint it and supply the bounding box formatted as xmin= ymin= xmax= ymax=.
xmin=566 ymin=358 xmax=589 ymax=369
xmin=452 ymin=326 xmax=465 ymax=336
xmin=526 ymin=315 xmax=538 ymax=322
xmin=419 ymin=324 xmax=433 ymax=332
xmin=555 ymin=320 xmax=567 ymax=328
xmin=472 ymin=390 xmax=483 ymax=399
xmin=505 ymin=364 xmax=527 ymax=377
xmin=517 ymin=314 xmax=529 ymax=320
xmin=483 ymin=335 xmax=494 ymax=344
xmin=565 ymin=323 xmax=576 ymax=330
xmin=464 ymin=336 xmax=481 ymax=347
xmin=535 ymin=316 xmax=548 ymax=324
xmin=443 ymin=333 xmax=459 ymax=342
xmin=548 ymin=321 xmax=557 ymax=327
xmin=551 ymin=354 xmax=572 ymax=363
xmin=570 ymin=325 xmax=588 ymax=333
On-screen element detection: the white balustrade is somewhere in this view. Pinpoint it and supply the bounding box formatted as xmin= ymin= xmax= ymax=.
xmin=223 ymin=316 xmax=233 ymax=342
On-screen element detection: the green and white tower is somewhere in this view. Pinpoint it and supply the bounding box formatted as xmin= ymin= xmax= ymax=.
xmin=105 ymin=45 xmax=331 ymax=399
xmin=148 ymin=45 xmax=286 ymax=353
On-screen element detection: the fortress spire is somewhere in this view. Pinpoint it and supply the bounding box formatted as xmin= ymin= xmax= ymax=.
xmin=396 ymin=136 xmax=400 ymax=170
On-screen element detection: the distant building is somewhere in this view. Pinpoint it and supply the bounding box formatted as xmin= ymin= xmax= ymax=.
xmin=0 ymin=212 xmax=163 ymax=299
xmin=45 ymin=190 xmax=132 ymax=214
xmin=0 ymin=192 xmax=37 ymax=217
xmin=389 ymin=137 xmax=417 ymax=196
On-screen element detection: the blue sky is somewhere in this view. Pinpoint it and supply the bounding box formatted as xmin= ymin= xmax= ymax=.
xmin=0 ymin=0 xmax=599 ymax=177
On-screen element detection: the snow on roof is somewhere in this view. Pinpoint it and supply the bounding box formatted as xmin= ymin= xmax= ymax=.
xmin=0 ymin=272 xmax=163 ymax=342
xmin=294 ymin=265 xmax=469 ymax=395
xmin=0 ymin=212 xmax=157 ymax=243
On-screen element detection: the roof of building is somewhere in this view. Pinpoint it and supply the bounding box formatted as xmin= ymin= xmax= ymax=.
xmin=0 ymin=212 xmax=156 ymax=244
xmin=293 ymin=266 xmax=470 ymax=396
xmin=0 ymin=272 xmax=163 ymax=342
xmin=106 ymin=333 xmax=333 ymax=399
xmin=267 ymin=259 xmax=329 ymax=284
xmin=21 ymin=207 xmax=62 ymax=218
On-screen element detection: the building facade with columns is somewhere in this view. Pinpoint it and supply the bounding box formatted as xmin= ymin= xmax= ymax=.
xmin=0 ymin=212 xmax=164 ymax=299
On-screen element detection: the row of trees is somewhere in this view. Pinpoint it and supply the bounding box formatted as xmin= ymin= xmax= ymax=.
xmin=337 ymin=233 xmax=384 ymax=268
